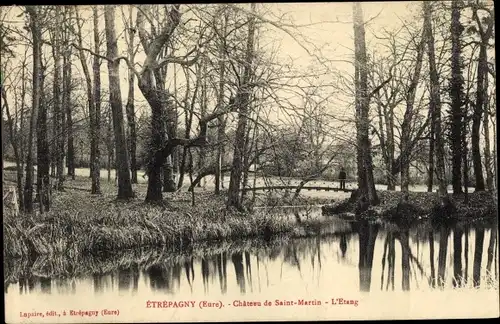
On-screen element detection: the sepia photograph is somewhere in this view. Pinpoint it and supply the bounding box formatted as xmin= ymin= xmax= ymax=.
xmin=2 ymin=1 xmax=498 ymax=322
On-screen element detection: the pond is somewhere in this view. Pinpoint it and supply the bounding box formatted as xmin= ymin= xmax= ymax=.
xmin=4 ymin=207 xmax=499 ymax=322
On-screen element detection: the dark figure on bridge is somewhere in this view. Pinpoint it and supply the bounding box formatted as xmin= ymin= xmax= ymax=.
xmin=339 ymin=167 xmax=347 ymax=189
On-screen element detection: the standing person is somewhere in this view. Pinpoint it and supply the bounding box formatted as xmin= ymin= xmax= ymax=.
xmin=339 ymin=166 xmax=347 ymax=189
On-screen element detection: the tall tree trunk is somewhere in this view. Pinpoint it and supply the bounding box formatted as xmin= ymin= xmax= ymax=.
xmin=471 ymin=43 xmax=486 ymax=191
xmin=177 ymin=67 xmax=194 ymax=191
xmin=353 ymin=2 xmax=379 ymax=205
xmin=215 ymin=10 xmax=228 ymax=194
xmin=492 ymin=113 xmax=497 ymax=190
xmin=107 ymin=111 xmax=113 ymax=183
xmin=227 ymin=3 xmax=257 ymax=210
xmin=37 ymin=61 xmax=50 ymax=212
xmin=91 ymin=6 xmax=102 ymax=194
xmin=424 ymin=1 xmax=447 ymax=196
xmin=449 ymin=0 xmax=463 ymax=194
xmin=51 ymin=10 xmax=64 ymax=191
xmin=427 ymin=105 xmax=435 ymax=192
xmin=144 ymin=93 xmax=166 ymax=200
xmin=382 ymin=100 xmax=396 ymax=191
xmin=104 ymin=5 xmax=133 ymax=199
xmin=241 ymin=113 xmax=254 ymax=200
xmin=483 ymin=73 xmax=493 ymax=191
xmin=63 ymin=15 xmax=75 ymax=180
xmin=470 ymin=6 xmax=492 ymax=192
xmin=463 ymin=115 xmax=470 ymax=203
xmin=401 ymin=25 xmax=426 ymax=192
xmin=125 ymin=6 xmax=138 ymax=184
xmin=197 ymin=58 xmax=208 ymax=188
xmin=75 ymin=6 xmax=100 ymax=193
xmin=24 ymin=6 xmax=41 ymax=213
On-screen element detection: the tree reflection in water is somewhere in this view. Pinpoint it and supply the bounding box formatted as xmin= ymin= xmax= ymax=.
xmin=39 ymin=277 xmax=51 ymax=294
xmin=146 ymin=263 xmax=180 ymax=293
xmin=453 ymin=227 xmax=463 ymax=287
xmin=340 ymin=234 xmax=347 ymax=258
xmin=184 ymin=256 xmax=195 ymax=291
xmin=357 ymin=220 xmax=379 ymax=292
xmin=437 ymin=225 xmax=451 ymax=288
xmin=118 ymin=264 xmax=139 ymax=293
xmin=201 ymin=257 xmax=209 ymax=294
xmin=486 ymin=227 xmax=498 ymax=284
xmin=429 ymin=230 xmax=436 ymax=288
xmin=473 ymin=227 xmax=485 ymax=287
xmin=245 ymin=252 xmax=253 ymax=293
xmin=232 ymin=252 xmax=246 ymax=293
xmin=399 ymin=230 xmax=411 ymax=291
xmin=6 ymin=219 xmax=498 ymax=297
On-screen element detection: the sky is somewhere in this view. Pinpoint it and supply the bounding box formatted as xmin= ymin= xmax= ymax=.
xmin=1 ymin=2 xmax=419 ymax=106
xmin=4 ymin=1 xmax=491 ymax=146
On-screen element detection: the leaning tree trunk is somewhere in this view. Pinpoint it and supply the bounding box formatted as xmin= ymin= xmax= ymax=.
xmin=353 ymin=2 xmax=379 ymax=205
xmin=104 ymin=5 xmax=134 ymax=199
xmin=227 ymin=3 xmax=257 ymax=210
xmin=424 ymin=1 xmax=447 ymax=197
xmin=449 ymin=0 xmax=463 ymax=194
xmin=2 ymin=88 xmax=25 ymax=210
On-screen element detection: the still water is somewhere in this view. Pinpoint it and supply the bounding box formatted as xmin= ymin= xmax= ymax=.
xmin=4 ymin=207 xmax=499 ymax=321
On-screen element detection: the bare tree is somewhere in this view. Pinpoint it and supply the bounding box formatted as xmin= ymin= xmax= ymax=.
xmin=215 ymin=9 xmax=229 ymax=194
xmin=74 ymin=6 xmax=101 ymax=194
xmin=24 ymin=6 xmax=42 ymax=213
xmin=104 ymin=5 xmax=134 ymax=199
xmin=400 ymin=23 xmax=425 ymax=192
xmin=63 ymin=6 xmax=75 ymax=180
xmin=49 ymin=6 xmax=65 ymax=191
xmin=353 ymin=2 xmax=379 ymax=205
xmin=470 ymin=1 xmax=494 ymax=191
xmin=424 ymin=1 xmax=447 ymax=196
xmin=91 ymin=6 xmax=102 ymax=193
xmin=122 ymin=5 xmax=138 ymax=184
xmin=227 ymin=3 xmax=257 ymax=210
xmin=448 ymin=0 xmax=464 ymax=194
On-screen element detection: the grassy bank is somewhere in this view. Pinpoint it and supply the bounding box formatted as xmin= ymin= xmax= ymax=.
xmin=322 ymin=190 xmax=498 ymax=221
xmin=3 ymin=180 xmax=300 ymax=259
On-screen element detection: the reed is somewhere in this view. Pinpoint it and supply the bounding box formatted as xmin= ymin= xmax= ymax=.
xmin=3 ymin=189 xmax=296 ymax=259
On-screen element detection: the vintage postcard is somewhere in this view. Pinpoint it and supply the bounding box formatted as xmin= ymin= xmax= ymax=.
xmin=2 ymin=2 xmax=498 ymax=322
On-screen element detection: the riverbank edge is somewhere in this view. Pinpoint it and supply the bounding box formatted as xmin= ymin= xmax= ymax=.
xmin=322 ymin=190 xmax=498 ymax=222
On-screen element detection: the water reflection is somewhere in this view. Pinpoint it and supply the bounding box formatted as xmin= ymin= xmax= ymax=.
xmin=4 ymin=217 xmax=499 ymax=298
